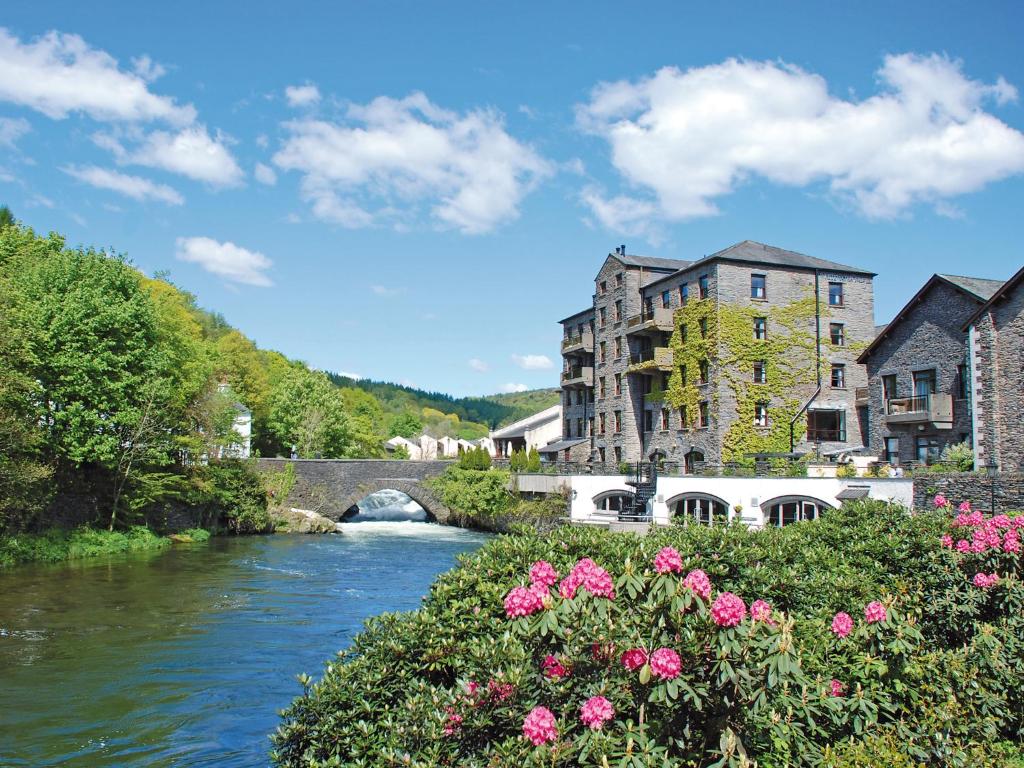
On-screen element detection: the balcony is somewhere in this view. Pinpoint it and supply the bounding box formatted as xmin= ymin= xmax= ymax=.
xmin=626 ymin=307 xmax=673 ymax=336
xmin=627 ymin=346 xmax=674 ymax=373
xmin=885 ymin=393 xmax=953 ymax=428
xmin=561 ymin=329 xmax=594 ymax=354
xmin=561 ymin=366 xmax=594 ymax=389
xmin=855 ymin=387 xmax=869 ymax=406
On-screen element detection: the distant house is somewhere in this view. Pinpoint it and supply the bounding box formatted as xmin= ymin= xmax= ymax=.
xmin=964 ymin=265 xmax=1024 ymax=472
xmin=857 ymin=274 xmax=1004 ymax=466
xmin=385 ymin=436 xmax=422 ymax=459
xmin=215 ymin=382 xmax=252 ymax=459
xmin=418 ymin=434 xmax=439 ymax=460
xmin=489 ymin=404 xmax=562 ymax=458
xmin=436 ymin=435 xmax=461 ymax=458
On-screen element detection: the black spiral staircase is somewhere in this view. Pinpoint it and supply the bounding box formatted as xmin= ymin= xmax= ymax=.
xmin=623 ymin=460 xmax=657 ymax=521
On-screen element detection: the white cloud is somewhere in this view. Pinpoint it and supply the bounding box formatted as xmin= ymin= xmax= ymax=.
xmin=337 ymin=370 xmax=362 ymax=380
xmin=0 ymin=116 xmax=30 ymax=148
xmin=274 ymin=91 xmax=551 ymax=233
xmin=63 ymin=165 xmax=184 ymax=205
xmin=27 ymin=193 xmax=54 ymax=208
xmin=175 ymin=236 xmax=273 ymax=287
xmin=254 ymin=162 xmax=277 ymax=185
xmin=468 ymin=358 xmax=489 ymax=372
xmin=285 ymin=83 xmax=321 ymax=107
xmin=511 ymin=353 xmax=554 ymax=370
xmin=370 ymin=284 xmax=403 ymax=297
xmin=577 ymin=54 xmax=1024 ymax=229
xmin=255 ymin=133 xmax=269 ymax=149
xmin=500 ymin=382 xmax=529 ymax=393
xmin=0 ymin=28 xmax=194 ymax=124
xmin=96 ymin=125 xmax=243 ymax=187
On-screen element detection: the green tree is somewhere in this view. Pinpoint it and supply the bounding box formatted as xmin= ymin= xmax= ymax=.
xmin=388 ymin=411 xmax=423 ymax=438
xmin=339 ymin=387 xmax=387 ymax=457
xmin=0 ymin=205 xmax=14 ymax=230
xmin=267 ymin=367 xmax=351 ymax=458
xmin=526 ymin=447 xmax=541 ymax=472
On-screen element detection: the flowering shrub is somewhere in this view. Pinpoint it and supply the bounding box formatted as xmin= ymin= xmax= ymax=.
xmin=272 ymin=499 xmax=1023 ymax=767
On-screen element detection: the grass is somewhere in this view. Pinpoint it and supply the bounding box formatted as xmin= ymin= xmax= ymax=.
xmin=0 ymin=525 xmax=173 ymax=567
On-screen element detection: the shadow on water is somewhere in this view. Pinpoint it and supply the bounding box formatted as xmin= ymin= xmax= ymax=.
xmin=0 ymin=518 xmax=489 ymax=767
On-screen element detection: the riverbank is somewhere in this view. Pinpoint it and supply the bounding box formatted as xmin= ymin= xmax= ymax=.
xmin=0 ymin=525 xmax=178 ymax=568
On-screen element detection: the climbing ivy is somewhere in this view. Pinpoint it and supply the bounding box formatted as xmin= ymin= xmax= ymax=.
xmin=664 ymin=291 xmax=836 ymax=463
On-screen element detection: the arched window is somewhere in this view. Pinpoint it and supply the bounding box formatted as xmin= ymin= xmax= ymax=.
xmin=669 ymin=493 xmax=729 ymax=525
xmin=684 ymin=450 xmax=705 ymax=474
xmin=593 ymin=491 xmax=634 ymax=514
xmin=761 ymin=496 xmax=832 ymax=527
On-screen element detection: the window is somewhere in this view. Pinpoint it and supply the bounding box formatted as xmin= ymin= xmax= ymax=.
xmin=614 ymin=336 xmax=622 ymax=358
xmin=614 ymin=410 xmax=622 ymax=433
xmin=830 ymin=323 xmax=845 ymax=346
xmin=679 ymin=283 xmax=689 ymax=304
xmin=767 ymin=499 xmax=826 ymax=527
xmin=588 ymin=417 xmax=594 ymax=435
xmin=599 ymin=376 xmax=606 ymax=398
xmin=754 ymin=402 xmax=769 ymax=427
xmin=661 ymin=372 xmax=670 ymax=391
xmin=699 ymin=318 xmax=707 ymax=338
xmin=751 ymin=273 xmax=766 ymax=299
xmin=599 ymin=341 xmax=606 ymax=363
xmin=698 ymin=274 xmax=709 ymax=298
xmin=828 ymin=281 xmax=844 ymax=306
xmin=643 ymin=410 xmax=654 ymax=433
xmin=680 ymin=364 xmax=687 ymax=386
xmin=882 ymin=374 xmax=897 ymax=404
xmin=661 ymin=408 xmax=670 ymax=430
xmin=699 ymin=360 xmax=709 ymax=384
xmin=916 ymin=436 xmax=940 ymax=464
xmin=576 ymin=418 xmax=583 ymax=437
xmin=614 ymin=446 xmax=622 ymax=464
xmin=599 ymin=307 xmax=606 ymax=327
xmin=807 ymin=410 xmax=846 ymax=442
xmin=913 ymin=369 xmax=936 ymax=397
xmin=754 ymin=317 xmax=767 ymax=340
xmin=599 ymin=413 xmax=606 ymax=435
xmin=957 ymin=363 xmax=969 ymax=399
xmin=698 ymin=401 xmax=709 ymax=427
xmin=831 ymin=364 xmax=846 ymax=389
xmin=680 ymin=324 xmax=688 ymax=343
xmin=885 ymin=437 xmax=900 ymax=464
xmin=616 ymin=272 xmax=623 ymax=287
xmin=673 ymin=495 xmax=728 ymax=525
xmin=753 ymin=360 xmax=767 ymax=384
xmin=662 ymin=290 xmax=671 ymax=308
xmin=680 ymin=405 xmax=688 ymax=428
xmin=598 ymin=447 xmax=606 ymax=464
xmin=614 ymin=300 xmax=622 ymax=322
xmin=599 ymin=280 xmax=607 ymax=295
xmin=614 ymin=373 xmax=622 ymax=396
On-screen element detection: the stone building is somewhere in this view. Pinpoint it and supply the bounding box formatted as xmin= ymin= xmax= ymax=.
xmin=856 ymin=274 xmax=1004 ymax=466
xmin=559 ymin=241 xmax=875 ymax=469
xmin=965 ymin=264 xmax=1024 ymax=472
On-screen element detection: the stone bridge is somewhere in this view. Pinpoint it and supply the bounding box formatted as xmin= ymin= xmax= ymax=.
xmin=256 ymin=458 xmax=455 ymax=523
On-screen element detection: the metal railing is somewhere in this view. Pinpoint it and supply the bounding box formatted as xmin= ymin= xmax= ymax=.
xmin=887 ymin=394 xmax=931 ymax=415
xmin=806 ymin=428 xmax=847 ymax=442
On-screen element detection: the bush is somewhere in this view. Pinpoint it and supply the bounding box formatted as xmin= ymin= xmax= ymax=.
xmin=426 ymin=466 xmax=513 ymax=523
xmin=189 ymin=459 xmax=273 ymax=534
xmin=526 ymin=448 xmax=541 ymax=473
xmin=459 ymin=446 xmax=492 ymax=471
xmin=272 ymin=499 xmax=1023 ymax=766
xmin=836 ymin=462 xmax=857 ymax=478
xmin=0 ymin=524 xmax=170 ymax=567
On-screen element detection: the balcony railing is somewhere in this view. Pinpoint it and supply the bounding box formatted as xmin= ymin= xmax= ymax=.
xmin=855 ymin=386 xmax=869 ymax=405
xmin=885 ymin=393 xmax=953 ymax=426
xmin=561 ymin=366 xmax=594 ymax=388
xmin=627 ymin=346 xmax=674 ymax=372
xmin=561 ymin=330 xmax=594 ymax=353
xmin=625 ymin=306 xmax=673 ymax=335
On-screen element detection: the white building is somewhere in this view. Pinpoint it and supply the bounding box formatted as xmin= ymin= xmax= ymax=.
xmin=214 ymin=383 xmax=252 ymax=459
xmin=490 ymin=404 xmax=563 ymax=458
xmin=385 ymin=436 xmax=422 ymax=459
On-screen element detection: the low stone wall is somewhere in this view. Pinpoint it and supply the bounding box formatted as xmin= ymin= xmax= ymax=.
xmin=912 ymin=472 xmax=1024 ymax=513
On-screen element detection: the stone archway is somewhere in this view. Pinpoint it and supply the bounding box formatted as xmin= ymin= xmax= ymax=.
xmin=332 ymin=479 xmax=451 ymax=524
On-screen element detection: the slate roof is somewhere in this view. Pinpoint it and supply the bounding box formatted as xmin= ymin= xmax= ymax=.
xmin=938 ymin=274 xmax=1005 ymax=302
xmin=490 ymin=404 xmax=561 ymax=439
xmin=538 ymin=438 xmax=588 ymax=453
xmin=617 ymin=253 xmax=692 ymax=271
xmin=695 ymin=240 xmax=874 ymax=276
xmin=961 ymin=264 xmax=1024 ymax=330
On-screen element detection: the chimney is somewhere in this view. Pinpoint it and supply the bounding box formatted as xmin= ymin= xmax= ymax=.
xmin=620 ymin=243 xmax=626 ymax=255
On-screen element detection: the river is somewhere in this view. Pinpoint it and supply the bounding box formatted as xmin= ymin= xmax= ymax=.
xmin=0 ymin=493 xmax=489 ymax=767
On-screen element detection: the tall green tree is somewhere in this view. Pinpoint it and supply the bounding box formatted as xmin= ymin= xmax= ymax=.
xmin=267 ymin=367 xmax=351 ymax=458
xmin=0 ymin=205 xmax=14 ymax=230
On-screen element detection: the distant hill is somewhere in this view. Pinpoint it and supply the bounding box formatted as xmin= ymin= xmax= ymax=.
xmin=325 ymin=374 xmax=559 ymax=429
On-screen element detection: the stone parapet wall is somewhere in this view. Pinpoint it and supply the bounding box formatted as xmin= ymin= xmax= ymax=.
xmin=912 ymin=472 xmax=1024 ymax=513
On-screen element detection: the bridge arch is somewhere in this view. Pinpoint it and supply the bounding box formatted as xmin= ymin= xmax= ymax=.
xmin=334 ymin=479 xmax=451 ymax=524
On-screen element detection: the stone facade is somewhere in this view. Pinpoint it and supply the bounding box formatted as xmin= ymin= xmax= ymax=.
xmin=859 ymin=278 xmax=985 ymax=465
xmin=560 ymin=243 xmax=875 ymax=469
xmin=969 ymin=268 xmax=1024 ymax=472
xmin=913 ymin=472 xmax=1024 ymax=514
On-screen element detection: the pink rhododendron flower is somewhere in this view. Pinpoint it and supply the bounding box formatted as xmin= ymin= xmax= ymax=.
xmin=933 ymin=493 xmax=948 ymax=508
xmin=750 ymin=599 xmax=776 ymax=625
xmin=505 ymin=586 xmax=544 ymax=618
xmin=711 ymin=592 xmax=747 ymax=627
xmin=991 ymin=514 xmax=1011 ymax=529
xmin=940 ymin=534 xmax=953 ymax=548
xmin=654 ymin=546 xmax=684 ymax=574
xmin=1004 ymin=532 xmax=1021 ymax=553
xmin=487 ymin=679 xmax=515 ymax=702
xmin=559 ymin=558 xmax=615 ymax=600
xmin=522 ymin=706 xmax=558 ymax=745
xmin=972 ymin=572 xmax=999 ymax=588
xmin=1012 ymin=515 xmax=1024 ymax=530
xmin=683 ymin=568 xmax=712 ymax=599
xmin=542 ymin=654 xmax=568 ymax=680
xmin=864 ymin=601 xmax=887 ymax=624
xmin=529 ymin=560 xmax=559 ymax=588
xmin=957 ymin=500 xmax=971 ymax=513
xmin=621 ymin=647 xmax=648 ymax=671
xmin=443 ymin=708 xmax=463 ymax=736
xmin=649 ymin=647 xmax=682 ymax=680
xmin=956 ymin=539 xmax=971 ymax=553
xmin=579 ymin=695 xmax=615 ymax=730
xmin=830 ymin=679 xmax=845 ymax=697
xmin=465 ymin=680 xmax=479 ymax=697
xmin=831 ymin=612 xmax=853 ymax=638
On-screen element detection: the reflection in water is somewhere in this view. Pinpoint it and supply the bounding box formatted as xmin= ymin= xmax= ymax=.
xmin=0 ymin=526 xmax=488 ymax=767
xmin=348 ymin=488 xmax=427 ymax=522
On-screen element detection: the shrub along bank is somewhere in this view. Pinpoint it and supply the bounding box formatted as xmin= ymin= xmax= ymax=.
xmin=426 ymin=465 xmax=567 ymax=532
xmin=271 ymin=498 xmax=1023 ymax=767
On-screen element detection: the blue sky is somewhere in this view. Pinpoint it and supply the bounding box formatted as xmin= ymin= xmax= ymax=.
xmin=2 ymin=1 xmax=1023 ymax=396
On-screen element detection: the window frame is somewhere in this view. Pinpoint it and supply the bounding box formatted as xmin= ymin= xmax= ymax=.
xmin=828 ymin=281 xmax=844 ymax=307
xmin=831 ymin=364 xmax=846 ymax=389
xmin=750 ymin=273 xmax=766 ymax=300
xmin=829 ymin=323 xmax=845 ymax=346
xmin=753 ymin=317 xmax=767 ymax=340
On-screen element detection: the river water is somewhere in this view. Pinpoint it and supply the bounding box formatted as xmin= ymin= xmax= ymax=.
xmin=0 ymin=497 xmax=489 ymax=767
